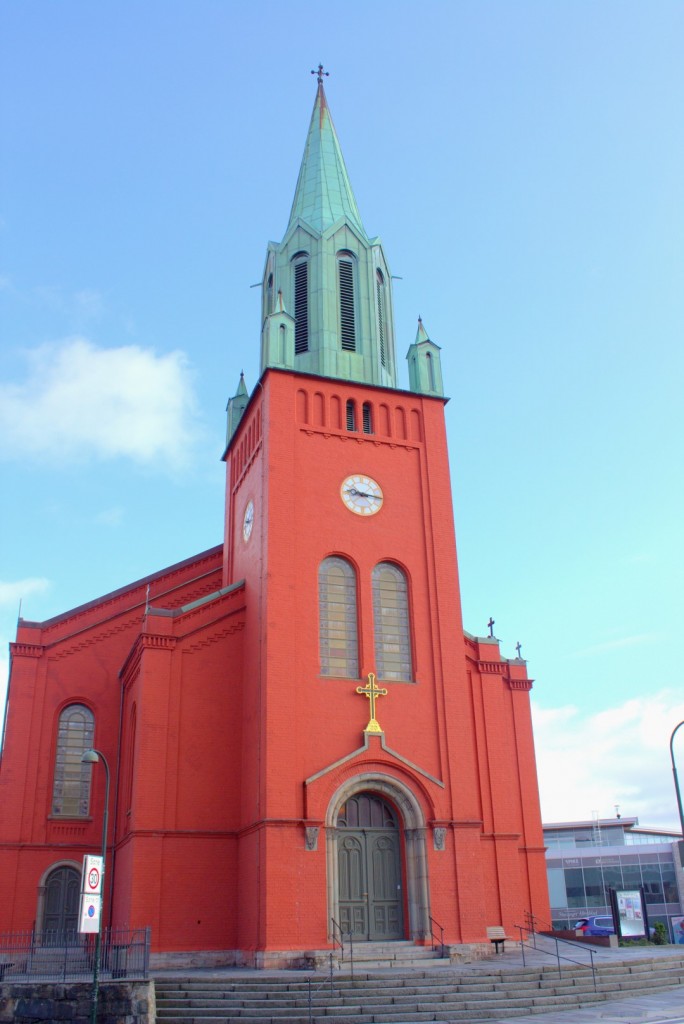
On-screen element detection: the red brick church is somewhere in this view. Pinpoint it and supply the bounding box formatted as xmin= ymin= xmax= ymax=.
xmin=0 ymin=76 xmax=550 ymax=967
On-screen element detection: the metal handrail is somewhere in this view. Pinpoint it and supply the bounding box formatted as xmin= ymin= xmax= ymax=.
xmin=515 ymin=923 xmax=597 ymax=992
xmin=429 ymin=915 xmax=445 ymax=956
xmin=307 ymin=953 xmax=336 ymax=1024
xmin=330 ymin=918 xmax=354 ymax=978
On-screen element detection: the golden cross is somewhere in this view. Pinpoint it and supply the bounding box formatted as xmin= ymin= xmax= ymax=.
xmin=356 ymin=672 xmax=388 ymax=733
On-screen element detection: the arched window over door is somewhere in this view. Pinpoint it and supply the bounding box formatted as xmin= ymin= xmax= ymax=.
xmin=372 ymin=563 xmax=412 ymax=681
xmin=52 ymin=704 xmax=95 ymax=817
xmin=42 ymin=865 xmax=80 ymax=939
xmin=319 ymin=556 xmax=359 ymax=678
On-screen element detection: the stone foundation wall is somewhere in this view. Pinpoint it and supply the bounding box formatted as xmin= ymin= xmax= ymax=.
xmin=0 ymin=981 xmax=154 ymax=1024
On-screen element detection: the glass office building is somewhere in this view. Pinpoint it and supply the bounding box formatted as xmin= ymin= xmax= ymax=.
xmin=544 ymin=818 xmax=684 ymax=942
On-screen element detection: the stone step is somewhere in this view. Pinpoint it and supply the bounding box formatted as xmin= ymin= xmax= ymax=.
xmin=154 ymin=954 xmax=684 ymax=1024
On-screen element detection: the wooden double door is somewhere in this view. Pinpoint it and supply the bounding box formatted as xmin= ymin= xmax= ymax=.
xmin=43 ymin=866 xmax=80 ymax=938
xmin=337 ymin=793 xmax=404 ymax=941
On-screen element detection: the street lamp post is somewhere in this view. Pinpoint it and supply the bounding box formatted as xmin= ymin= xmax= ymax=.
xmin=669 ymin=721 xmax=684 ymax=865
xmin=81 ymin=749 xmax=110 ymax=1024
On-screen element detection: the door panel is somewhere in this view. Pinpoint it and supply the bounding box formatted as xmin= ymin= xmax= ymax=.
xmin=337 ymin=828 xmax=404 ymax=940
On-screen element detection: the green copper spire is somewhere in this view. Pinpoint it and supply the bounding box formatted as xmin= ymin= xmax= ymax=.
xmin=287 ymin=79 xmax=365 ymax=236
xmin=260 ymin=72 xmax=397 ymax=388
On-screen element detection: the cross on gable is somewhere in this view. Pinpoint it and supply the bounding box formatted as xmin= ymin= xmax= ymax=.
xmin=356 ymin=672 xmax=388 ymax=733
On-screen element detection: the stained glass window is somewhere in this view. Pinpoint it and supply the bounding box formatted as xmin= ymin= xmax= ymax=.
xmin=319 ymin=557 xmax=359 ymax=678
xmin=51 ymin=704 xmax=95 ymax=817
xmin=372 ymin=563 xmax=412 ymax=681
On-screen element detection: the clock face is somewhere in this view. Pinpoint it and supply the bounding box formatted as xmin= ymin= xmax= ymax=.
xmin=340 ymin=475 xmax=384 ymax=516
xmin=242 ymin=500 xmax=255 ymax=541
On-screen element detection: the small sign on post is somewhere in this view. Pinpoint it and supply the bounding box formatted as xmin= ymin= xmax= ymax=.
xmin=78 ymin=855 xmax=104 ymax=933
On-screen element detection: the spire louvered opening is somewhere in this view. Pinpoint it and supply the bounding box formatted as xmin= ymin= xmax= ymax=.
xmin=293 ymin=254 xmax=309 ymax=354
xmin=338 ymin=253 xmax=356 ymax=352
xmin=362 ymin=402 xmax=373 ymax=434
xmin=376 ymin=269 xmax=386 ymax=368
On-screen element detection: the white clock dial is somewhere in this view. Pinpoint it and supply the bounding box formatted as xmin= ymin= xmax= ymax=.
xmin=340 ymin=475 xmax=384 ymax=516
xmin=243 ymin=500 xmax=255 ymax=541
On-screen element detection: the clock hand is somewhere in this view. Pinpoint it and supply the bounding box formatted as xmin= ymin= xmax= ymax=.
xmin=347 ymin=488 xmax=382 ymax=501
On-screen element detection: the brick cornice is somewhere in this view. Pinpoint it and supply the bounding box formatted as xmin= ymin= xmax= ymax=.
xmin=10 ymin=642 xmax=44 ymax=658
xmin=507 ymin=678 xmax=533 ymax=691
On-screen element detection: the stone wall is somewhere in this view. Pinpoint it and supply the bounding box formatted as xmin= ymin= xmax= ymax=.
xmin=0 ymin=981 xmax=154 ymax=1024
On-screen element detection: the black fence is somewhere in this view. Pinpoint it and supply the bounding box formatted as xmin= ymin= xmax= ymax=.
xmin=0 ymin=927 xmax=150 ymax=983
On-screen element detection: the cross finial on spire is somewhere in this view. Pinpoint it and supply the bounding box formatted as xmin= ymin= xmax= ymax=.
xmin=311 ymin=63 xmax=329 ymax=85
xmin=487 ymin=617 xmax=495 ymax=637
xmin=515 ymin=641 xmax=522 ymax=659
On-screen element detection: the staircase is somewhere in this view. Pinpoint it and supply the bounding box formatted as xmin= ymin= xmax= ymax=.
xmin=155 ymin=950 xmax=684 ymax=1023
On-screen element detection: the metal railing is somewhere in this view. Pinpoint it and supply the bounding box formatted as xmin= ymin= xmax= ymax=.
xmin=306 ymin=954 xmax=337 ymax=1024
xmin=0 ymin=927 xmax=150 ymax=983
xmin=429 ymin=915 xmax=445 ymax=956
xmin=330 ymin=918 xmax=354 ymax=978
xmin=517 ymin=914 xmax=597 ymax=991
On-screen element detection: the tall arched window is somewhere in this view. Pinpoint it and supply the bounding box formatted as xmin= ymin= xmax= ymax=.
xmin=376 ymin=269 xmax=387 ymax=369
xmin=51 ymin=704 xmax=95 ymax=817
xmin=319 ymin=557 xmax=359 ymax=678
xmin=346 ymin=399 xmax=357 ymax=432
xmin=372 ymin=563 xmax=412 ymax=681
xmin=338 ymin=251 xmax=356 ymax=352
xmin=292 ymin=252 xmax=309 ymax=354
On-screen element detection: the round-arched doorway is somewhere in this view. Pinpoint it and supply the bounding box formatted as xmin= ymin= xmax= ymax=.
xmin=336 ymin=792 xmax=404 ymax=940
xmin=42 ymin=865 xmax=80 ymax=938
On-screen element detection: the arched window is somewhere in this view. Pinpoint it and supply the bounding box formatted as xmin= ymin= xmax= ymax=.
xmin=372 ymin=563 xmax=412 ymax=681
xmin=376 ymin=269 xmax=387 ymax=368
xmin=319 ymin=557 xmax=359 ymax=678
xmin=362 ymin=402 xmax=373 ymax=435
xmin=51 ymin=704 xmax=95 ymax=817
xmin=292 ymin=252 xmax=309 ymax=354
xmin=346 ymin=399 xmax=357 ymax=432
xmin=338 ymin=251 xmax=356 ymax=352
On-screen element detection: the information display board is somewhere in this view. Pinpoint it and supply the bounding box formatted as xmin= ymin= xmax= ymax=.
xmin=609 ymin=886 xmax=649 ymax=940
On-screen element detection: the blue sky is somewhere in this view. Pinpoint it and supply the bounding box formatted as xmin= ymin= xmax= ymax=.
xmin=1 ymin=1 xmax=683 ymax=828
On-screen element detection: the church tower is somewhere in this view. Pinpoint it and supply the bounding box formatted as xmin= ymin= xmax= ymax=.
xmin=221 ymin=72 xmax=548 ymax=962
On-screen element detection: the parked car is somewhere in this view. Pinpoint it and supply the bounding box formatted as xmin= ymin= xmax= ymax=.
xmin=574 ymin=916 xmax=615 ymax=936
xmin=574 ymin=915 xmax=655 ymax=939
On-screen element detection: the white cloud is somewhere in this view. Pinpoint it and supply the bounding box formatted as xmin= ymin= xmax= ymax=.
xmin=0 ymin=577 xmax=50 ymax=608
xmin=0 ymin=337 xmax=201 ymax=469
xmin=533 ymin=691 xmax=684 ymax=830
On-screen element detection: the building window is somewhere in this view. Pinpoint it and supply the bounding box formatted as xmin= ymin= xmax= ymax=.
xmin=51 ymin=704 xmax=95 ymax=817
xmin=346 ymin=399 xmax=356 ymax=432
xmin=376 ymin=269 xmax=387 ymax=368
xmin=293 ymin=253 xmax=309 ymax=354
xmin=362 ymin=402 xmax=373 ymax=434
xmin=338 ymin=252 xmax=356 ymax=352
xmin=372 ymin=563 xmax=412 ymax=681
xmin=319 ymin=556 xmax=359 ymax=678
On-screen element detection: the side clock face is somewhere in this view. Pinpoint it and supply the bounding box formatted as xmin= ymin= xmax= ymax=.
xmin=242 ymin=499 xmax=255 ymax=541
xmin=341 ymin=475 xmax=384 ymax=516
